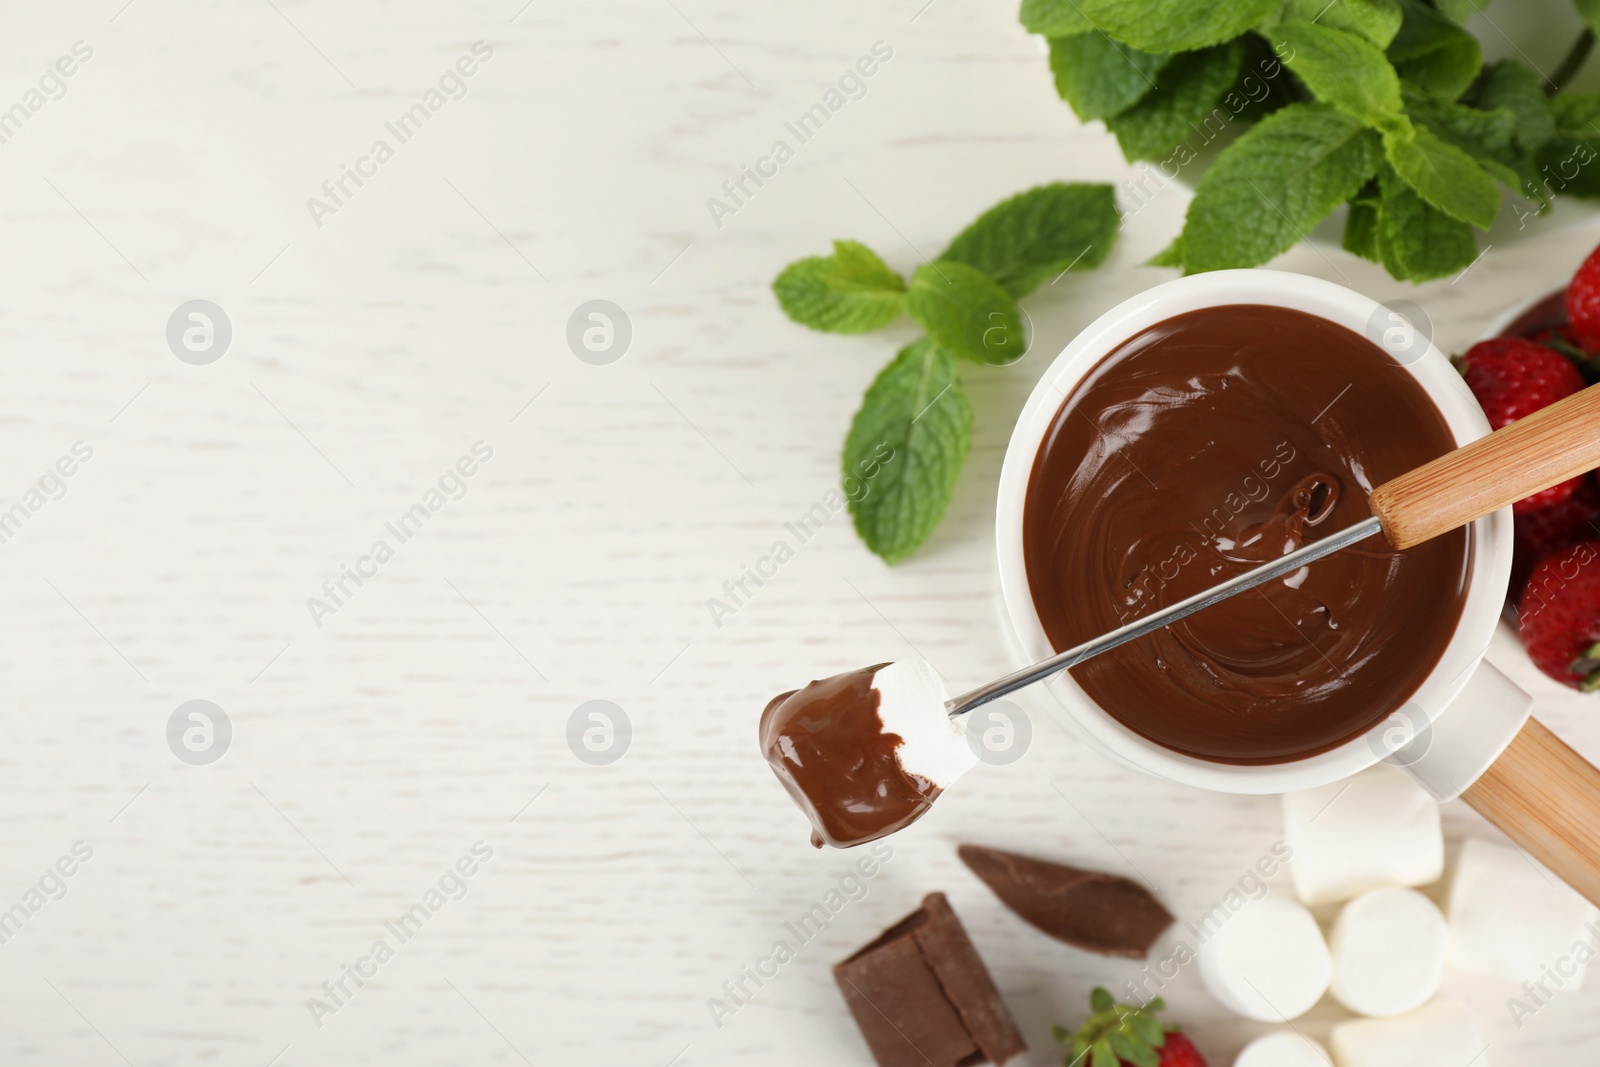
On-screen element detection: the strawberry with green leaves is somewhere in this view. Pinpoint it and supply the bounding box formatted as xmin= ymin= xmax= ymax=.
xmin=1054 ymin=989 xmax=1207 ymax=1067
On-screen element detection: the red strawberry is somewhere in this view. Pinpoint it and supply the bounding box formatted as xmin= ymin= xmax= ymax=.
xmin=1519 ymin=540 xmax=1600 ymax=690
xmin=1513 ymin=476 xmax=1600 ymax=593
xmin=1150 ymin=1032 xmax=1207 ymax=1067
xmin=1056 ymin=989 xmax=1208 ymax=1067
xmin=1459 ymin=337 xmax=1587 ymax=512
xmin=1567 ymin=243 xmax=1600 ymax=350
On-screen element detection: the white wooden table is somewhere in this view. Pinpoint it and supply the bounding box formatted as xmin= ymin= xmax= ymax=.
xmin=1 ymin=1 xmax=1597 ymax=1064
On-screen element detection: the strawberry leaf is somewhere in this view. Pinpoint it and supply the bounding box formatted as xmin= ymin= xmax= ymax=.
xmin=1108 ymin=1031 xmax=1160 ymax=1067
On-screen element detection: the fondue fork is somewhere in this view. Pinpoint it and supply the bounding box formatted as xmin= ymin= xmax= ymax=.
xmin=948 ymin=381 xmax=1600 ymax=718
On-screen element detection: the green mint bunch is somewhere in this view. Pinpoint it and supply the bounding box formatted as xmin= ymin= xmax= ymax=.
xmin=1026 ymin=0 xmax=1600 ymax=282
xmin=772 ymin=183 xmax=1120 ymax=562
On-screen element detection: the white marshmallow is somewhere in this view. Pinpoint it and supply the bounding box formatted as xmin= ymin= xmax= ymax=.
xmin=872 ymin=660 xmax=976 ymax=789
xmin=1282 ymin=764 xmax=1443 ymax=905
xmin=1446 ymin=836 xmax=1599 ymax=990
xmin=1199 ymin=896 xmax=1331 ymax=1022
xmin=1329 ymin=999 xmax=1488 ymax=1067
xmin=1328 ymin=887 xmax=1446 ymax=1017
xmin=1234 ymin=1033 xmax=1334 ymax=1067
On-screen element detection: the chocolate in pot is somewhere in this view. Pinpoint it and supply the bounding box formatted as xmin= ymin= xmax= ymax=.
xmin=1023 ymin=304 xmax=1470 ymax=764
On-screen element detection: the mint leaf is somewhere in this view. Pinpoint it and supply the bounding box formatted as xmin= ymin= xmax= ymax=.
xmin=1474 ymin=61 xmax=1555 ymax=158
xmin=1105 ymin=41 xmax=1244 ymax=160
xmin=1373 ymin=163 xmax=1479 ymax=280
xmin=1402 ymin=85 xmax=1530 ymax=194
xmin=1404 ymin=86 xmax=1514 ymax=158
xmin=906 ymin=261 xmax=1028 ymax=365
xmin=1343 ymin=189 xmax=1383 ymax=262
xmin=1274 ymin=0 xmax=1402 ymax=48
xmin=844 ymin=340 xmax=972 ymax=563
xmin=1226 ymin=32 xmax=1302 ymax=125
xmin=1050 ymin=33 xmax=1170 ymax=121
xmin=939 ymin=183 xmax=1120 ymax=298
xmin=1179 ymin=103 xmax=1382 ymax=273
xmin=1383 ymin=121 xmax=1499 ymax=227
xmin=1388 ymin=0 xmax=1481 ymax=100
xmin=1434 ymin=0 xmax=1485 ymax=22
xmin=1278 ymin=22 xmax=1402 ymax=125
xmin=1537 ymin=93 xmax=1600 ymax=198
xmin=1021 ymin=0 xmax=1094 ymax=35
xmin=1073 ymin=0 xmax=1280 ymax=52
xmin=773 ymin=240 xmax=906 ymax=333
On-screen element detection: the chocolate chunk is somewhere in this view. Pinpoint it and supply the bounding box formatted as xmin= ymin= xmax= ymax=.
xmin=958 ymin=844 xmax=1173 ymax=959
xmin=834 ymin=892 xmax=1025 ymax=1067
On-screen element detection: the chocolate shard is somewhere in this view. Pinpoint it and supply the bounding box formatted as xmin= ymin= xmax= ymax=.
xmin=957 ymin=843 xmax=1173 ymax=959
xmin=835 ymin=892 xmax=1026 ymax=1067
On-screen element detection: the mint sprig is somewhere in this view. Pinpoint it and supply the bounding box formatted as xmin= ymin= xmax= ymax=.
xmin=1180 ymin=103 xmax=1382 ymax=273
xmin=772 ymin=183 xmax=1119 ymax=562
xmin=772 ymin=240 xmax=907 ymax=334
xmin=1278 ymin=21 xmax=1402 ymax=125
xmin=1028 ymin=0 xmax=1600 ymax=283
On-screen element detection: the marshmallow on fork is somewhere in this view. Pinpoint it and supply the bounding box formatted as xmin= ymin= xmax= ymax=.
xmin=1281 ymin=764 xmax=1443 ymax=906
xmin=873 ymin=659 xmax=979 ymax=788
xmin=760 ymin=659 xmax=977 ymax=848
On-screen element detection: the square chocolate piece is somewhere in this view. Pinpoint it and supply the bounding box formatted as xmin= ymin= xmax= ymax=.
xmin=834 ymin=892 xmax=1026 ymax=1067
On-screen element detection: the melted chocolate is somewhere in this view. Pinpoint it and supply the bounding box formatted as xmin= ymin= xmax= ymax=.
xmin=760 ymin=665 xmax=940 ymax=848
xmin=1023 ymin=305 xmax=1470 ymax=765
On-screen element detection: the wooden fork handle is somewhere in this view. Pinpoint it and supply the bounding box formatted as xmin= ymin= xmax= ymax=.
xmin=1370 ymin=382 xmax=1600 ymax=550
xmin=1463 ymin=717 xmax=1600 ymax=909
